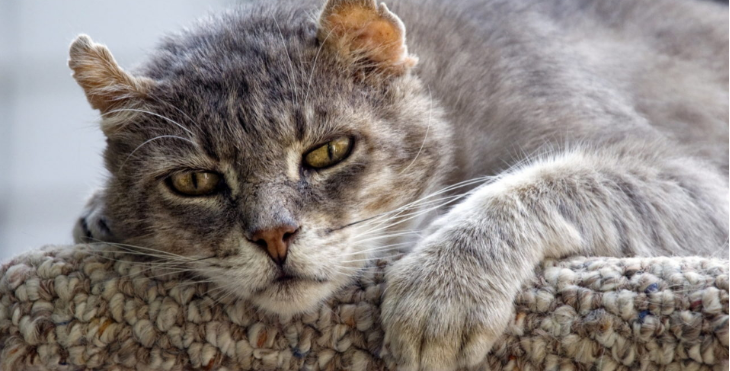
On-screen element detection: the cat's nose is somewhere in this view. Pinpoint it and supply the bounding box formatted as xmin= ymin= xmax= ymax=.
xmin=250 ymin=224 xmax=299 ymax=265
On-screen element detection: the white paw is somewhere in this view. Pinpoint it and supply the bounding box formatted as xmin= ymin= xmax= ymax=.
xmin=73 ymin=190 xmax=114 ymax=243
xmin=381 ymin=230 xmax=514 ymax=371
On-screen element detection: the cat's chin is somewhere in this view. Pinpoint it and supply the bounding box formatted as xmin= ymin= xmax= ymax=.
xmin=249 ymin=278 xmax=341 ymax=316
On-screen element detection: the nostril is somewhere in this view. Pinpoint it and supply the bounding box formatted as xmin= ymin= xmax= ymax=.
xmin=252 ymin=238 xmax=267 ymax=249
xmin=282 ymin=228 xmax=299 ymax=243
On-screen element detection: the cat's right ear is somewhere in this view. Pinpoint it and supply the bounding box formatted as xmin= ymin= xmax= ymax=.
xmin=318 ymin=0 xmax=417 ymax=76
xmin=68 ymin=35 xmax=153 ymax=120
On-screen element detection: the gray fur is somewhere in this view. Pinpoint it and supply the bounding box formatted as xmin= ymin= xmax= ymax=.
xmin=69 ymin=0 xmax=728 ymax=369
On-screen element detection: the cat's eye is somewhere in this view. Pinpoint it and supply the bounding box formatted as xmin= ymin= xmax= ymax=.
xmin=304 ymin=137 xmax=353 ymax=169
xmin=167 ymin=171 xmax=221 ymax=196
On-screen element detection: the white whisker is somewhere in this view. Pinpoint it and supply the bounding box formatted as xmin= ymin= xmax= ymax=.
xmin=399 ymin=86 xmax=432 ymax=175
xmin=340 ymin=241 xmax=412 ymax=257
xmin=273 ymin=18 xmax=300 ymax=108
xmin=154 ymin=98 xmax=201 ymax=131
xmin=355 ymin=175 xmax=490 ymax=228
xmin=89 ymin=238 xmax=200 ymax=261
xmin=304 ymin=28 xmax=333 ymax=105
xmin=351 ymin=231 xmax=421 ymax=244
xmin=352 ymin=194 xmax=467 ymax=239
xmin=339 ymin=254 xmax=404 ymax=264
xmin=353 ymin=194 xmax=463 ymax=233
xmin=119 ymin=135 xmax=197 ymax=172
xmin=104 ymin=108 xmax=196 ymax=138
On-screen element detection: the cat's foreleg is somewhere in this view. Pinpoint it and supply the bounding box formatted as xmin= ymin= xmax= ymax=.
xmin=381 ymin=146 xmax=728 ymax=370
xmin=72 ymin=189 xmax=116 ymax=244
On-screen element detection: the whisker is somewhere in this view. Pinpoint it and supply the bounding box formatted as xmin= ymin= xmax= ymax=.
xmin=118 ymin=257 xmax=216 ymax=280
xmin=339 ymin=254 xmax=404 ymax=264
xmin=361 ymin=193 xmax=461 ymax=225
xmin=304 ymin=28 xmax=333 ymax=105
xmin=141 ymin=268 xmax=205 ymax=281
xmin=273 ymin=18 xmax=300 ymax=108
xmin=103 ymin=108 xmax=196 ymax=138
xmin=339 ymin=241 xmax=412 ymax=257
xmin=333 ymin=175 xmax=482 ymax=233
xmin=82 ymin=259 xmax=192 ymax=284
xmin=399 ymin=86 xmax=432 ymax=175
xmin=353 ymin=193 xmax=463 ymax=232
xmin=151 ymin=97 xmax=201 ymax=131
xmin=86 ymin=238 xmax=199 ymax=261
xmin=341 ymin=175 xmax=491 ymax=234
xmin=94 ymin=247 xmax=192 ymax=262
xmin=351 ymin=231 xmax=421 ymax=244
xmin=77 ymin=249 xmax=218 ymax=288
xmin=83 ymin=248 xmax=195 ymax=269
xmin=335 ymin=263 xmax=392 ymax=271
xmin=82 ymin=250 xmax=188 ymax=269
xmin=362 ymin=175 xmax=490 ymax=224
xmin=207 ymin=282 xmax=239 ymax=306
xmin=176 ymin=278 xmax=220 ymax=288
xmin=334 ymin=192 xmax=461 ymax=235
xmin=119 ymin=135 xmax=197 ymax=172
xmin=352 ymin=194 xmax=468 ymax=239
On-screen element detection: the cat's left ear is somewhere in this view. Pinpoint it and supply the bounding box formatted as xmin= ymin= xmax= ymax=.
xmin=68 ymin=35 xmax=153 ymax=115
xmin=318 ymin=0 xmax=417 ymax=75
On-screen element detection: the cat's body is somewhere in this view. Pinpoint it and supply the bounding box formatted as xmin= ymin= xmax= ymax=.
xmin=407 ymin=0 xmax=728 ymax=178
xmin=70 ymin=0 xmax=728 ymax=369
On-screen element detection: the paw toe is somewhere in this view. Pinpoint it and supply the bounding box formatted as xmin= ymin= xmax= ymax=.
xmin=420 ymin=338 xmax=460 ymax=371
xmin=458 ymin=331 xmax=496 ymax=368
xmin=385 ymin=333 xmax=421 ymax=370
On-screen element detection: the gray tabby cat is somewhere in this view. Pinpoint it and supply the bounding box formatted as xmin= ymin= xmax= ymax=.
xmin=69 ymin=0 xmax=728 ymax=369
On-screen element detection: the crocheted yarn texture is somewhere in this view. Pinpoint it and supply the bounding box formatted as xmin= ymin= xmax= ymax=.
xmin=0 ymin=245 xmax=727 ymax=371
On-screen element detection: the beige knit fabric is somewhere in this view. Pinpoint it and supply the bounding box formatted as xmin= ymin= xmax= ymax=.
xmin=0 ymin=244 xmax=727 ymax=371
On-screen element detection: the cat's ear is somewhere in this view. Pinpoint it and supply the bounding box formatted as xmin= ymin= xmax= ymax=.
xmin=318 ymin=0 xmax=417 ymax=75
xmin=68 ymin=35 xmax=153 ymax=115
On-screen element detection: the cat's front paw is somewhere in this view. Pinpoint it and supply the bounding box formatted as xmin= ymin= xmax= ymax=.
xmin=73 ymin=190 xmax=115 ymax=243
xmin=381 ymin=231 xmax=514 ymax=371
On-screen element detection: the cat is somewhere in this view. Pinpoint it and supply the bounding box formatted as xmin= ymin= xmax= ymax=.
xmin=69 ymin=0 xmax=728 ymax=369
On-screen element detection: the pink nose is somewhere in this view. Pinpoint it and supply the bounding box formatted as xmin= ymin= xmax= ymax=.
xmin=251 ymin=224 xmax=299 ymax=265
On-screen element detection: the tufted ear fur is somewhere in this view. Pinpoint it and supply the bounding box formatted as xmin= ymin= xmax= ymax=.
xmin=318 ymin=0 xmax=417 ymax=75
xmin=68 ymin=35 xmax=153 ymax=117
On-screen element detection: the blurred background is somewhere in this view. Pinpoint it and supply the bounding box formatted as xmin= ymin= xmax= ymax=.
xmin=0 ymin=0 xmax=235 ymax=260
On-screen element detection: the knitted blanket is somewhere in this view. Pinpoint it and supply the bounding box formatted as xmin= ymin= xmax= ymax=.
xmin=0 ymin=244 xmax=727 ymax=371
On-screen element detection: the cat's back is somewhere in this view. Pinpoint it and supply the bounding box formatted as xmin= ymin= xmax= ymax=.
xmin=393 ymin=0 xmax=728 ymax=172
xmin=540 ymin=0 xmax=728 ymax=163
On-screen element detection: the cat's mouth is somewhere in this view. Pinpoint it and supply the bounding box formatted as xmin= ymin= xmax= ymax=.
xmin=272 ymin=270 xmax=328 ymax=285
xmin=275 ymin=273 xmax=296 ymax=282
xmin=250 ymin=271 xmax=340 ymax=315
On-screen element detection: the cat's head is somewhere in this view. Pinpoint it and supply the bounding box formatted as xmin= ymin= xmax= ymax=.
xmin=69 ymin=0 xmax=451 ymax=315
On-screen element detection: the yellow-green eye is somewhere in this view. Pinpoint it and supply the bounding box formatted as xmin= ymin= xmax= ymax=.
xmin=168 ymin=171 xmax=221 ymax=196
xmin=304 ymin=137 xmax=353 ymax=169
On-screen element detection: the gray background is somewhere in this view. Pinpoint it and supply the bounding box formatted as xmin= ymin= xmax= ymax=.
xmin=0 ymin=0 xmax=233 ymax=260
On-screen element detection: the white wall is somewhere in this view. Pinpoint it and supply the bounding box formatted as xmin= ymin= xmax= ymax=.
xmin=0 ymin=0 xmax=233 ymax=260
